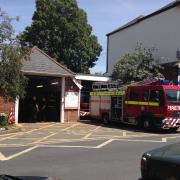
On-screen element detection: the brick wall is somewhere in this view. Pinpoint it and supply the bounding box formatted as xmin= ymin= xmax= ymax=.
xmin=0 ymin=97 xmax=15 ymax=115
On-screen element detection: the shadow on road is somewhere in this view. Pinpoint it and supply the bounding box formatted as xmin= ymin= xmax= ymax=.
xmin=79 ymin=119 xmax=180 ymax=135
xmin=0 ymin=175 xmax=63 ymax=180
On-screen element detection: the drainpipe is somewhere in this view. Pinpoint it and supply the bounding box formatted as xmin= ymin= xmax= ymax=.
xmin=60 ymin=77 xmax=65 ymax=123
xmin=15 ymin=97 xmax=19 ymax=124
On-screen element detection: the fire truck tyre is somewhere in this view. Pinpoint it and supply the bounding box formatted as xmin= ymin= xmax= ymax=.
xmin=102 ymin=114 xmax=109 ymax=124
xmin=169 ymin=127 xmax=179 ymax=132
xmin=143 ymin=120 xmax=150 ymax=129
xmin=143 ymin=117 xmax=153 ymax=129
xmin=142 ymin=115 xmax=154 ymax=130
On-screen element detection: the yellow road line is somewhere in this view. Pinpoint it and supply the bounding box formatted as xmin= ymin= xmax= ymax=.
xmin=0 ymin=145 xmax=39 ymax=161
xmin=61 ymin=123 xmax=79 ymax=131
xmin=0 ymin=144 xmax=31 ymax=147
xmin=25 ymin=123 xmax=57 ymax=134
xmin=0 ymin=132 xmax=18 ymax=137
xmin=0 ymin=133 xmax=22 ymax=142
xmin=0 ymin=123 xmax=57 ymax=142
xmin=9 ymin=137 xmax=38 ymax=140
xmin=32 ymin=133 xmax=57 ymax=144
xmin=40 ymin=145 xmax=96 ymax=149
xmin=83 ymin=126 xmax=101 ymax=139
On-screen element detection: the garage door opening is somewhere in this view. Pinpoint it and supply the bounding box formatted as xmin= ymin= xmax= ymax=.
xmin=19 ymin=76 xmax=61 ymax=123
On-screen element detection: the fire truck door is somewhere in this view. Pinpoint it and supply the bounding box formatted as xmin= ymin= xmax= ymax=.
xmin=125 ymin=88 xmax=141 ymax=118
xmin=148 ymin=89 xmax=164 ymax=117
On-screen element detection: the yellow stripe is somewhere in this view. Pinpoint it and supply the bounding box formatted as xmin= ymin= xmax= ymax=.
xmin=90 ymin=91 xmax=125 ymax=96
xmin=125 ymin=101 xmax=138 ymax=105
xmin=139 ymin=102 xmax=149 ymax=105
xmin=125 ymin=101 xmax=159 ymax=106
xmin=148 ymin=102 xmax=159 ymax=106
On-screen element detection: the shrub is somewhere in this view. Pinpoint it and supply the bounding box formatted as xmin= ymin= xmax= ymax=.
xmin=0 ymin=113 xmax=9 ymax=127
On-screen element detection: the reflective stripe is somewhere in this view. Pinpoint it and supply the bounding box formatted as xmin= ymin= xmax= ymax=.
xmin=148 ymin=102 xmax=159 ymax=106
xmin=125 ymin=101 xmax=138 ymax=105
xmin=125 ymin=101 xmax=159 ymax=106
xmin=90 ymin=91 xmax=125 ymax=96
xmin=138 ymin=102 xmax=149 ymax=105
xmin=162 ymin=117 xmax=180 ymax=128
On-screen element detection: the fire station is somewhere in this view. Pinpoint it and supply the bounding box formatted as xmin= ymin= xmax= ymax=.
xmin=0 ymin=46 xmax=82 ymax=124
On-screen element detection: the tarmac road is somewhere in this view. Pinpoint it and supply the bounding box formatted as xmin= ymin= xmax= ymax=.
xmin=0 ymin=121 xmax=180 ymax=180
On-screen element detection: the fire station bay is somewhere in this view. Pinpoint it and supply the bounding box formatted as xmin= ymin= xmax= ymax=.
xmin=0 ymin=46 xmax=85 ymax=124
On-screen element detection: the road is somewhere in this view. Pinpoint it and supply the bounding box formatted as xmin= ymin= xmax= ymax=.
xmin=0 ymin=121 xmax=180 ymax=180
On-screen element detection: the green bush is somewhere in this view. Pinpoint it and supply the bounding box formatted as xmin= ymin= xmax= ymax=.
xmin=0 ymin=113 xmax=9 ymax=127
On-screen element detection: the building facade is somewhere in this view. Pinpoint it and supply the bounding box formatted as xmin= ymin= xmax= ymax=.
xmin=0 ymin=46 xmax=81 ymax=124
xmin=106 ymin=1 xmax=180 ymax=80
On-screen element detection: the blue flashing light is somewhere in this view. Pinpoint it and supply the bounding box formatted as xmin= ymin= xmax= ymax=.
xmin=160 ymin=80 xmax=170 ymax=85
xmin=174 ymin=81 xmax=180 ymax=85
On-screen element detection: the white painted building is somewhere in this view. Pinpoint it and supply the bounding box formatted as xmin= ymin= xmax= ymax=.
xmin=106 ymin=1 xmax=180 ymax=80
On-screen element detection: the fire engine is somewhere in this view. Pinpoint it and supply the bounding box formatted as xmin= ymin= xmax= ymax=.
xmin=90 ymin=79 xmax=180 ymax=131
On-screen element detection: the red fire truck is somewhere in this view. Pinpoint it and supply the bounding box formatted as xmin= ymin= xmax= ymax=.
xmin=90 ymin=79 xmax=180 ymax=131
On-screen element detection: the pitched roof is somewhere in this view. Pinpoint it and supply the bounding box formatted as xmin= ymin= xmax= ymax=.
xmin=107 ymin=0 xmax=180 ymax=36
xmin=21 ymin=46 xmax=75 ymax=77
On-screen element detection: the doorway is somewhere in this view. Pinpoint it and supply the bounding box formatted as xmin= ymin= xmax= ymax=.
xmin=19 ymin=76 xmax=61 ymax=123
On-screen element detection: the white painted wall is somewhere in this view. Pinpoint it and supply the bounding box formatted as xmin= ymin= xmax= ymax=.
xmin=107 ymin=6 xmax=180 ymax=75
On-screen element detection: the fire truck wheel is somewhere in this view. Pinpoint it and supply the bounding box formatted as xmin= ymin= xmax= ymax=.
xmin=169 ymin=127 xmax=179 ymax=132
xmin=143 ymin=120 xmax=150 ymax=129
xmin=102 ymin=114 xmax=109 ymax=124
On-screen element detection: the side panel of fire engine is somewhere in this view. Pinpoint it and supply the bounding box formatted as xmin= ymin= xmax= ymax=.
xmin=124 ymin=87 xmax=142 ymax=125
xmin=90 ymin=95 xmax=100 ymax=118
xmin=90 ymin=95 xmax=111 ymax=120
xmin=125 ymin=85 xmax=166 ymax=126
xmin=100 ymin=96 xmax=111 ymax=118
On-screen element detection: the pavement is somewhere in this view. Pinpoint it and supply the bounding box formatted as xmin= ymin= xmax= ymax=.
xmin=0 ymin=121 xmax=180 ymax=180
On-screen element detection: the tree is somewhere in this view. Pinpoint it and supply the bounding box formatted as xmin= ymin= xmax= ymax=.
xmin=19 ymin=0 xmax=102 ymax=73
xmin=112 ymin=44 xmax=164 ymax=83
xmin=0 ymin=10 xmax=28 ymax=101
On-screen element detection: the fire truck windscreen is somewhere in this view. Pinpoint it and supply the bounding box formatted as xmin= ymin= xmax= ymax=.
xmin=165 ymin=89 xmax=180 ymax=104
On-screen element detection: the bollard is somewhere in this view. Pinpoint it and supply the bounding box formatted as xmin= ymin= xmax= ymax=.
xmin=123 ymin=131 xmax=127 ymax=137
xmin=162 ymin=138 xmax=167 ymax=142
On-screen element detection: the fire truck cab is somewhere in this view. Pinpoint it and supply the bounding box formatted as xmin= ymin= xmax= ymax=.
xmin=90 ymin=80 xmax=180 ymax=131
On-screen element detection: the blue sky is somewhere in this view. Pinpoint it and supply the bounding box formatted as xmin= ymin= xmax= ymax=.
xmin=0 ymin=0 xmax=172 ymax=74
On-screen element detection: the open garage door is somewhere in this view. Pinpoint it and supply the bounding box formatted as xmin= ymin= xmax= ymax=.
xmin=19 ymin=76 xmax=61 ymax=123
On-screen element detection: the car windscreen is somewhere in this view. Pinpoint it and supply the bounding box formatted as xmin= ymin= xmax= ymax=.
xmin=165 ymin=89 xmax=180 ymax=104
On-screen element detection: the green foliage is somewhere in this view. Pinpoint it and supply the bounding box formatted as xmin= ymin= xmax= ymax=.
xmin=0 ymin=10 xmax=28 ymax=101
xmin=0 ymin=113 xmax=8 ymax=127
xmin=112 ymin=44 xmax=164 ymax=83
xmin=19 ymin=0 xmax=102 ymax=73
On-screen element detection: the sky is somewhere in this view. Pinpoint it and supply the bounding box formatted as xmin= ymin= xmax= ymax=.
xmin=0 ymin=0 xmax=172 ymax=74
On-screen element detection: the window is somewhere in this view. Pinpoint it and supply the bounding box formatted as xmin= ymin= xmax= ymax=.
xmin=165 ymin=89 xmax=180 ymax=104
xmin=149 ymin=90 xmax=164 ymax=105
xmin=129 ymin=90 xmax=138 ymax=101
xmin=142 ymin=91 xmax=149 ymax=101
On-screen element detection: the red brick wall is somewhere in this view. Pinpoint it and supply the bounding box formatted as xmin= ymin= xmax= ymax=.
xmin=0 ymin=97 xmax=15 ymax=115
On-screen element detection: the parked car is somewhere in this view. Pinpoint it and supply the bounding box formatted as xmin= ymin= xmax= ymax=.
xmin=141 ymin=142 xmax=180 ymax=180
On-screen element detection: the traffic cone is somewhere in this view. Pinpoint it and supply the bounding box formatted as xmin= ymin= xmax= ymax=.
xmin=9 ymin=107 xmax=16 ymax=124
